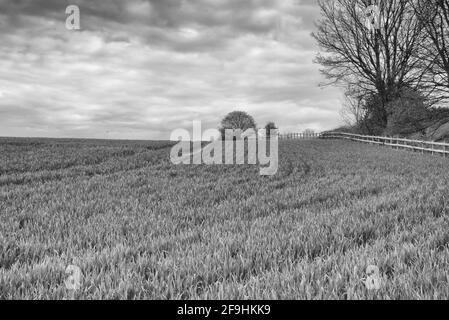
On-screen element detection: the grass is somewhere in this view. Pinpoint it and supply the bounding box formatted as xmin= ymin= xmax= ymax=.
xmin=1 ymin=137 xmax=449 ymax=299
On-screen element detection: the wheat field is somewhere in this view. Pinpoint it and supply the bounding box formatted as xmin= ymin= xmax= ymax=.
xmin=1 ymin=137 xmax=449 ymax=299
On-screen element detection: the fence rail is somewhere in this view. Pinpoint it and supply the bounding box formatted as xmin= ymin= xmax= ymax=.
xmin=278 ymin=132 xmax=320 ymax=140
xmin=321 ymin=132 xmax=449 ymax=157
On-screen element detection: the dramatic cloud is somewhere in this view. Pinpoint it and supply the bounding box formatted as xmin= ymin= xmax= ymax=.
xmin=0 ymin=0 xmax=343 ymax=139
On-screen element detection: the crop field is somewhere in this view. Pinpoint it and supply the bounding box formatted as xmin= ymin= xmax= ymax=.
xmin=1 ymin=137 xmax=449 ymax=299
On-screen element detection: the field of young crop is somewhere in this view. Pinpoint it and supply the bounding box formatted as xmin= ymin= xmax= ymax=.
xmin=1 ymin=137 xmax=449 ymax=299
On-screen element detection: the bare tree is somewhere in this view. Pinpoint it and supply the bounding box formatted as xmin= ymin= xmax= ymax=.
xmin=414 ymin=0 xmax=449 ymax=103
xmin=313 ymin=0 xmax=427 ymax=129
xmin=340 ymin=85 xmax=365 ymax=126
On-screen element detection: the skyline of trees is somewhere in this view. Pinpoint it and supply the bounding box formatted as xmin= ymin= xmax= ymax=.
xmin=313 ymin=0 xmax=449 ymax=133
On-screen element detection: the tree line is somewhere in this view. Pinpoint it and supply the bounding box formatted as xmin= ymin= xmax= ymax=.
xmin=313 ymin=0 xmax=449 ymax=136
xmin=219 ymin=111 xmax=277 ymax=138
xmin=218 ymin=111 xmax=315 ymax=138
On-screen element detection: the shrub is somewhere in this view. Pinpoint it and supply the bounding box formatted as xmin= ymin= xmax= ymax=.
xmin=219 ymin=111 xmax=257 ymax=139
xmin=264 ymin=122 xmax=277 ymax=136
xmin=384 ymin=88 xmax=429 ymax=136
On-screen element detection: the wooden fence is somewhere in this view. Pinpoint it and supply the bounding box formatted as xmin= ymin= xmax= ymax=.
xmin=321 ymin=132 xmax=449 ymax=157
xmin=278 ymin=132 xmax=320 ymax=140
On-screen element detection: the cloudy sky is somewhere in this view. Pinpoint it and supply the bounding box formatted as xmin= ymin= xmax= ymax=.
xmin=0 ymin=0 xmax=343 ymax=140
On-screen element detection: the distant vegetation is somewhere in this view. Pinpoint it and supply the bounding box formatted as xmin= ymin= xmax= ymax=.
xmin=219 ymin=111 xmax=257 ymax=139
xmin=219 ymin=111 xmax=280 ymax=138
xmin=314 ymin=0 xmax=449 ymax=140
xmin=264 ymin=122 xmax=278 ymax=136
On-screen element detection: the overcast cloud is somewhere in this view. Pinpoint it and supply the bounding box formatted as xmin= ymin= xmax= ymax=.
xmin=0 ymin=0 xmax=343 ymax=140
